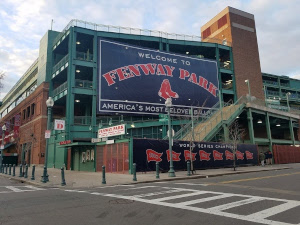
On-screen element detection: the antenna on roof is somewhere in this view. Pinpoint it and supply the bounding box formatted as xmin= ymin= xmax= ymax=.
xmin=51 ymin=19 xmax=54 ymax=30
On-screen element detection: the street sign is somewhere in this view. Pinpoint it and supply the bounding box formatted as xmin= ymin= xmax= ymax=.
xmin=98 ymin=124 xmax=125 ymax=138
xmin=59 ymin=140 xmax=71 ymax=145
xmin=54 ymin=119 xmax=65 ymax=130
xmin=167 ymin=129 xmax=175 ymax=137
xmin=159 ymin=114 xmax=168 ymax=122
xmin=45 ymin=130 xmax=51 ymax=139
xmin=91 ymin=138 xmax=101 ymax=143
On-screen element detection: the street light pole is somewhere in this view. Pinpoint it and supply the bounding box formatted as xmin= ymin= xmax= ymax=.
xmin=0 ymin=125 xmax=6 ymax=172
xmin=286 ymin=92 xmax=291 ymax=112
xmin=245 ymin=79 xmax=251 ymax=97
xmin=42 ymin=97 xmax=54 ymax=183
xmin=165 ymin=98 xmax=175 ymax=177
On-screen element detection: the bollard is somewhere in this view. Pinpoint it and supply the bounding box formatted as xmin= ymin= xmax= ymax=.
xmin=19 ymin=164 xmax=23 ymax=177
xmin=102 ymin=165 xmax=106 ymax=184
xmin=5 ymin=164 xmax=8 ymax=174
xmin=12 ymin=164 xmax=15 ymax=176
xmin=41 ymin=166 xmax=48 ymax=183
xmin=156 ymin=162 xmax=160 ymax=179
xmin=61 ymin=167 xmax=66 ymax=186
xmin=24 ymin=164 xmax=28 ymax=178
xmin=9 ymin=164 xmax=11 ymax=175
xmin=187 ymin=161 xmax=191 ymax=176
xmin=31 ymin=165 xmax=35 ymax=180
xmin=133 ymin=163 xmax=137 ymax=181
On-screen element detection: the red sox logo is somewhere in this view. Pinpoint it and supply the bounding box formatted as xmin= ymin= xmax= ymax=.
xmin=146 ymin=149 xmax=163 ymax=162
xmin=158 ymin=79 xmax=179 ymax=100
xmin=199 ymin=150 xmax=211 ymax=161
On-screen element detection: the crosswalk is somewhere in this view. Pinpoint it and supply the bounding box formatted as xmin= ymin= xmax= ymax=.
xmin=65 ymin=184 xmax=300 ymax=225
xmin=0 ymin=185 xmax=45 ymax=193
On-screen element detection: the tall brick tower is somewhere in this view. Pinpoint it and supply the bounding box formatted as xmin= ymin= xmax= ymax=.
xmin=201 ymin=6 xmax=264 ymax=100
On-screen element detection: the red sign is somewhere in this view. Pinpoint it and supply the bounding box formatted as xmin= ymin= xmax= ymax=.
xmin=236 ymin=150 xmax=244 ymax=160
xmin=213 ymin=150 xmax=223 ymax=161
xmin=225 ymin=150 xmax=234 ymax=160
xmin=245 ymin=151 xmax=253 ymax=160
xmin=59 ymin=140 xmax=71 ymax=145
xmin=54 ymin=119 xmax=65 ymax=131
xmin=166 ymin=150 xmax=181 ymax=162
xmin=184 ymin=150 xmax=196 ymax=161
xmin=199 ymin=150 xmax=211 ymax=161
xmin=146 ymin=149 xmax=163 ymax=162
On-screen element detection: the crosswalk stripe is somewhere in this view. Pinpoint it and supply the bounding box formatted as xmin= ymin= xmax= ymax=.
xmin=153 ymin=191 xmax=209 ymax=202
xmin=24 ymin=185 xmax=45 ymax=191
xmin=124 ymin=186 xmax=157 ymax=190
xmin=246 ymin=201 xmax=300 ymax=220
xmin=179 ymin=193 xmax=233 ymax=206
xmin=133 ymin=189 xmax=182 ymax=198
xmin=208 ymin=197 xmax=263 ymax=211
xmin=174 ymin=183 xmax=209 ymax=186
xmin=5 ymin=186 xmax=24 ymax=192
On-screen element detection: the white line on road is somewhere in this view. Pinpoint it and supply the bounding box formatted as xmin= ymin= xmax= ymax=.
xmin=178 ymin=193 xmax=233 ymax=206
xmin=174 ymin=183 xmax=209 ymax=186
xmin=153 ymin=191 xmax=209 ymax=202
xmin=5 ymin=186 xmax=24 ymax=192
xmin=208 ymin=197 xmax=264 ymax=211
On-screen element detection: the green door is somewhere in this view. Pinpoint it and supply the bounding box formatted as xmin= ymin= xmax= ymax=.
xmin=73 ymin=150 xmax=80 ymax=171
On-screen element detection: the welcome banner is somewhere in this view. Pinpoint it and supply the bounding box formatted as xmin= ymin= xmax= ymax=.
xmin=98 ymin=39 xmax=219 ymax=116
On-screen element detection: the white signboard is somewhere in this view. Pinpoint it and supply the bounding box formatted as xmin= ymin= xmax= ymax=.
xmin=98 ymin=124 xmax=125 ymax=138
xmin=45 ymin=130 xmax=51 ymax=139
xmin=54 ymin=120 xmax=65 ymax=130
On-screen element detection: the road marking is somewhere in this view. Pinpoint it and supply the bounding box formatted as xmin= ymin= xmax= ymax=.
xmin=24 ymin=185 xmax=45 ymax=191
xmin=220 ymin=172 xmax=300 ymax=184
xmin=174 ymin=183 xmax=209 ymax=186
xmin=208 ymin=197 xmax=264 ymax=211
xmin=5 ymin=186 xmax=24 ymax=192
xmin=247 ymin=201 xmax=300 ymax=219
xmin=133 ymin=189 xmax=183 ymax=198
xmin=152 ymin=191 xmax=208 ymax=202
xmin=91 ymin=186 xmax=300 ymax=225
xmin=179 ymin=193 xmax=233 ymax=206
xmin=124 ymin=186 xmax=156 ymax=190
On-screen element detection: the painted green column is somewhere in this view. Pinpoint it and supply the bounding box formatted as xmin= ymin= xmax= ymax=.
xmin=129 ymin=137 xmax=133 ymax=174
xmin=265 ymin=112 xmax=273 ymax=162
xmin=247 ymin=108 xmax=255 ymax=144
xmin=289 ymin=118 xmax=295 ymax=145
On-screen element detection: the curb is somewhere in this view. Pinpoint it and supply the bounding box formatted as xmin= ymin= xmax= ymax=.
xmin=0 ymin=166 xmax=291 ymax=188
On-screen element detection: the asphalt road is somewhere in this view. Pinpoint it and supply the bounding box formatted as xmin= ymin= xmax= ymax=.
xmin=1 ymin=165 xmax=300 ymax=225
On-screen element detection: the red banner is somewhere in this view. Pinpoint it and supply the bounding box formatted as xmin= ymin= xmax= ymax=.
xmin=199 ymin=150 xmax=211 ymax=161
xmin=236 ymin=150 xmax=244 ymax=160
xmin=184 ymin=150 xmax=196 ymax=161
xmin=245 ymin=151 xmax=253 ymax=160
xmin=146 ymin=149 xmax=163 ymax=162
xmin=225 ymin=150 xmax=234 ymax=160
xmin=166 ymin=150 xmax=181 ymax=162
xmin=213 ymin=150 xmax=223 ymax=161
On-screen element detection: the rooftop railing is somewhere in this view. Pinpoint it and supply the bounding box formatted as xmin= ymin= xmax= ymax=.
xmin=53 ymin=19 xmax=232 ymax=48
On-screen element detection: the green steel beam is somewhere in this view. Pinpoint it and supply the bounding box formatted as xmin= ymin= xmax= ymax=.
xmin=289 ymin=117 xmax=295 ymax=145
xmin=247 ymin=108 xmax=255 ymax=144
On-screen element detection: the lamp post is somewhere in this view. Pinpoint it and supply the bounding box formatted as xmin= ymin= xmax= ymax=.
xmin=0 ymin=125 xmax=6 ymax=172
xmin=245 ymin=79 xmax=251 ymax=97
xmin=42 ymin=97 xmax=54 ymax=183
xmin=286 ymin=92 xmax=291 ymax=112
xmin=165 ymin=98 xmax=175 ymax=177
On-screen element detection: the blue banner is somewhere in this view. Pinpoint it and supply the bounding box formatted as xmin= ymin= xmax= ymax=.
xmin=133 ymin=139 xmax=258 ymax=172
xmin=98 ymin=39 xmax=219 ymax=116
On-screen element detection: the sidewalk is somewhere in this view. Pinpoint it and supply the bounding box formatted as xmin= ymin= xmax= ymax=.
xmin=0 ymin=164 xmax=295 ymax=188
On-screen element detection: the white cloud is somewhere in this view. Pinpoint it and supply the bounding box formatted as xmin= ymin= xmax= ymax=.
xmin=0 ymin=0 xmax=299 ymax=101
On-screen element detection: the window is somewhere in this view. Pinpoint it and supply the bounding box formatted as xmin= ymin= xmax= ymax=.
xmin=27 ymin=106 xmax=30 ymax=118
xmin=218 ymin=15 xmax=227 ymax=29
xmin=31 ymin=103 xmax=35 ymax=116
xmin=23 ymin=109 xmax=26 ymax=120
xmin=202 ymin=27 xmax=211 ymax=39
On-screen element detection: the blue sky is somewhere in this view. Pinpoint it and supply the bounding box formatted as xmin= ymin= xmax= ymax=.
xmin=0 ymin=0 xmax=299 ymax=100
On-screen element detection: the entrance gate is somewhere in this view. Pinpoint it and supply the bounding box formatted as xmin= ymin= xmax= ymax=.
xmin=96 ymin=142 xmax=129 ymax=173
